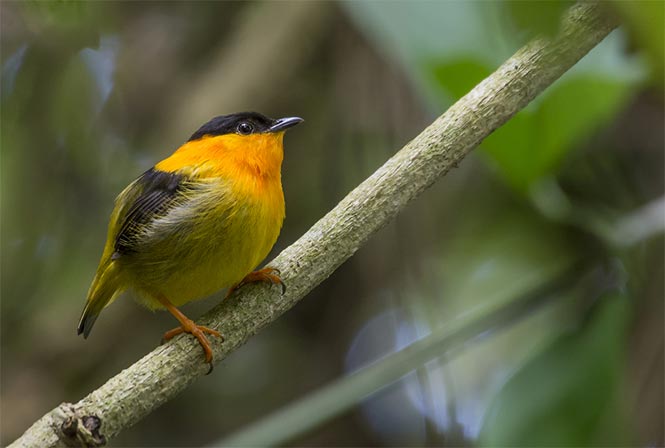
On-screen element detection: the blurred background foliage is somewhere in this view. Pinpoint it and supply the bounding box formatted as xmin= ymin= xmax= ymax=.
xmin=1 ymin=1 xmax=663 ymax=447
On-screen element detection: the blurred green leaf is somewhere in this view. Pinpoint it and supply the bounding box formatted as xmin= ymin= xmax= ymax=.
xmin=482 ymin=76 xmax=632 ymax=191
xmin=428 ymin=59 xmax=632 ymax=191
xmin=504 ymin=0 xmax=575 ymax=37
xmin=23 ymin=0 xmax=91 ymax=29
xmin=344 ymin=1 xmax=516 ymax=88
xmin=346 ymin=1 xmax=642 ymax=192
xmin=427 ymin=58 xmax=492 ymax=102
xmin=612 ymin=0 xmax=664 ymax=88
xmin=479 ymin=292 xmax=633 ymax=446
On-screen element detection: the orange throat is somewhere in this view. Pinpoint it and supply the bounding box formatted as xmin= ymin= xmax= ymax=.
xmin=156 ymin=132 xmax=285 ymax=188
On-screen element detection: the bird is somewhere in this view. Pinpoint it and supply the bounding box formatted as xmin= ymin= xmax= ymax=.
xmin=77 ymin=112 xmax=302 ymax=367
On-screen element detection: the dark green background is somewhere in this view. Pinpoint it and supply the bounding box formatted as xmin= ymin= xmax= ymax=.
xmin=1 ymin=1 xmax=662 ymax=446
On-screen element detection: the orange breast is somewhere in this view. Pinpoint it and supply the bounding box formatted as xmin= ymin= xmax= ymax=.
xmin=155 ymin=131 xmax=287 ymax=234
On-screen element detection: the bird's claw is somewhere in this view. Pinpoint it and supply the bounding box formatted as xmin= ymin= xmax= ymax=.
xmin=225 ymin=267 xmax=286 ymax=298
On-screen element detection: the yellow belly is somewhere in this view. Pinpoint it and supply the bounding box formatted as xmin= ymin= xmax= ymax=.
xmin=120 ymin=179 xmax=284 ymax=309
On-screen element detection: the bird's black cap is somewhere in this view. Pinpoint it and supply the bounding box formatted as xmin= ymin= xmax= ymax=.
xmin=188 ymin=112 xmax=303 ymax=142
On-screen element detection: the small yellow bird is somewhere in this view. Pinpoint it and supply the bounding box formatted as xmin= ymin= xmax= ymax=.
xmin=78 ymin=112 xmax=302 ymax=366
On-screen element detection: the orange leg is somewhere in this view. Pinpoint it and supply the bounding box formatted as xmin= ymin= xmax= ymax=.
xmin=157 ymin=295 xmax=223 ymax=368
xmin=225 ymin=267 xmax=285 ymax=299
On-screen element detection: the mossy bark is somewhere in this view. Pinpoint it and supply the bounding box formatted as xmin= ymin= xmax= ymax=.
xmin=9 ymin=3 xmax=618 ymax=447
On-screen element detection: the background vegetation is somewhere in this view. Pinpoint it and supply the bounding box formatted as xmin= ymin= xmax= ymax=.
xmin=2 ymin=1 xmax=662 ymax=446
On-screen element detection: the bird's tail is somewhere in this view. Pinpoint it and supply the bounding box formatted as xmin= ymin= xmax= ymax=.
xmin=77 ymin=260 xmax=124 ymax=338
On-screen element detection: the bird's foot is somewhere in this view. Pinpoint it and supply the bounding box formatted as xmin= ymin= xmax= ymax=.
xmin=225 ymin=267 xmax=285 ymax=299
xmin=162 ymin=320 xmax=223 ymax=371
xmin=156 ymin=294 xmax=223 ymax=373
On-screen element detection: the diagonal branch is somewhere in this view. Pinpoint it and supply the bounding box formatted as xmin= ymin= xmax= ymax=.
xmin=10 ymin=4 xmax=618 ymax=447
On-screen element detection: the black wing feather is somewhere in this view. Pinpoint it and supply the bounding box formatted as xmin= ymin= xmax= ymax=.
xmin=114 ymin=168 xmax=184 ymax=256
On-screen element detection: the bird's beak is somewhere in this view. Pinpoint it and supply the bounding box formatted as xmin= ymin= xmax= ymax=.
xmin=269 ymin=117 xmax=303 ymax=132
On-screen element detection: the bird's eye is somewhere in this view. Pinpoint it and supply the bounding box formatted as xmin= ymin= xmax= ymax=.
xmin=237 ymin=122 xmax=254 ymax=135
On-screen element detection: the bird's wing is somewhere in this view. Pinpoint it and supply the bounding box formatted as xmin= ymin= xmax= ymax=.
xmin=111 ymin=168 xmax=187 ymax=257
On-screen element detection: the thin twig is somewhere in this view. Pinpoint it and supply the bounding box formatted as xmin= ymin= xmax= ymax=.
xmin=610 ymin=195 xmax=665 ymax=247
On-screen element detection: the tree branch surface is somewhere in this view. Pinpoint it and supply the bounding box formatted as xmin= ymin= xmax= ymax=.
xmin=10 ymin=4 xmax=618 ymax=447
